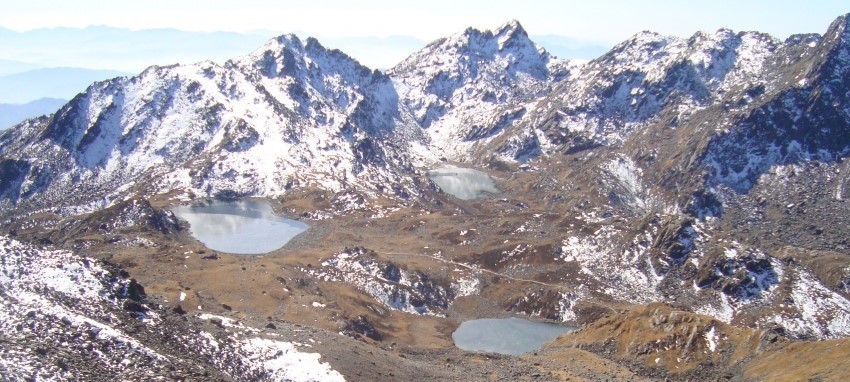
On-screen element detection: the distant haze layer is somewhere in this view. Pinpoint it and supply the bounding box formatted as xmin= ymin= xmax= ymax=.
xmin=0 ymin=67 xmax=128 ymax=104
xmin=0 ymin=26 xmax=610 ymax=73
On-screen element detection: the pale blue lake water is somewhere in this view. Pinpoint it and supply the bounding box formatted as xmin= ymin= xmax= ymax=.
xmin=428 ymin=167 xmax=500 ymax=200
xmin=171 ymin=199 xmax=308 ymax=255
xmin=452 ymin=317 xmax=575 ymax=355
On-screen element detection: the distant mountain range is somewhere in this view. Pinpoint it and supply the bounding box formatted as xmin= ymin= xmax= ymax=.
xmin=0 ymin=66 xmax=123 ymax=128
xmin=0 ymin=67 xmax=128 ymax=104
xmin=0 ymin=97 xmax=65 ymax=129
xmin=0 ymin=25 xmax=610 ymax=73
xmin=0 ymin=58 xmax=41 ymax=76
xmin=0 ymin=26 xmax=274 ymax=73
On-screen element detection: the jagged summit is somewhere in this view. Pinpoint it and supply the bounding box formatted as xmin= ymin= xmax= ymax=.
xmin=243 ymin=33 xmax=378 ymax=77
xmin=234 ymin=33 xmax=382 ymax=88
xmin=495 ymin=19 xmax=525 ymax=34
xmin=390 ymin=19 xmax=552 ymax=76
xmin=817 ymin=12 xmax=850 ymax=67
xmin=493 ymin=19 xmax=533 ymax=50
xmin=827 ymin=12 xmax=850 ymax=33
xmin=385 ymin=20 xmax=568 ymax=156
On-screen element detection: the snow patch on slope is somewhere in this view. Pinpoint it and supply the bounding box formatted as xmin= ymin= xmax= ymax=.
xmin=771 ymin=269 xmax=850 ymax=339
xmin=311 ymin=248 xmax=455 ymax=316
xmin=560 ymin=225 xmax=663 ymax=303
xmin=602 ymin=155 xmax=658 ymax=213
xmin=240 ymin=338 xmax=345 ymax=382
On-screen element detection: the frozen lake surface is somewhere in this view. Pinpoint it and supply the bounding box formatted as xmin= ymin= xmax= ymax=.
xmin=452 ymin=317 xmax=575 ymax=355
xmin=171 ymin=199 xmax=308 ymax=255
xmin=428 ymin=167 xmax=500 ymax=200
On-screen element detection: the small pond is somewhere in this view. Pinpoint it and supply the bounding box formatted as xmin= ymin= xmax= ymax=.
xmin=171 ymin=199 xmax=308 ymax=255
xmin=427 ymin=167 xmax=500 ymax=200
xmin=452 ymin=317 xmax=575 ymax=355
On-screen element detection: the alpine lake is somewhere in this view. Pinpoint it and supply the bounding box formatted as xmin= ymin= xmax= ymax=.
xmin=171 ymin=199 xmax=308 ymax=255
xmin=452 ymin=317 xmax=576 ymax=355
xmin=427 ymin=167 xmax=500 ymax=200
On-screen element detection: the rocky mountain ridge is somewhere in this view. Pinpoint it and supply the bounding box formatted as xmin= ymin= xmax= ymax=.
xmin=2 ymin=17 xmax=849 ymax=216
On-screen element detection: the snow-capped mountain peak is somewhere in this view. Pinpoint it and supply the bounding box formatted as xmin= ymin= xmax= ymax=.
xmin=0 ymin=31 xmax=421 ymax=214
xmin=390 ymin=19 xmax=553 ymax=79
xmin=493 ymin=19 xmax=540 ymax=53
xmin=385 ymin=20 xmax=569 ymax=158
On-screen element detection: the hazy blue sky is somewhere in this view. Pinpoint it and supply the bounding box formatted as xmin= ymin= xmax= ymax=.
xmin=2 ymin=0 xmax=847 ymax=42
xmin=0 ymin=1 xmax=848 ymax=71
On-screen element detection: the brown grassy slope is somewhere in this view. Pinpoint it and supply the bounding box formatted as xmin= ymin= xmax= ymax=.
xmin=745 ymin=337 xmax=850 ymax=381
xmin=547 ymin=303 xmax=765 ymax=374
xmin=541 ymin=303 xmax=850 ymax=380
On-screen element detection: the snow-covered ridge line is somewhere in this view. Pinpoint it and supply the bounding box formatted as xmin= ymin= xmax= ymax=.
xmin=2 ymin=14 xmax=850 ymax=214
